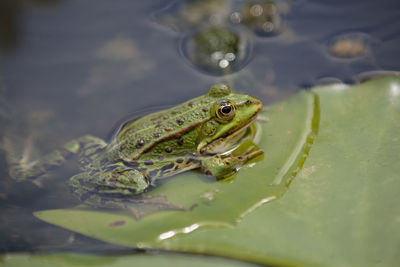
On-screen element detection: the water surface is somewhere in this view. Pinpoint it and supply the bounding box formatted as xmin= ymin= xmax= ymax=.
xmin=0 ymin=0 xmax=399 ymax=253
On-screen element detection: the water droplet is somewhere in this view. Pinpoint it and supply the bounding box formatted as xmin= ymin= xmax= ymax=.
xmin=225 ymin=52 xmax=236 ymax=61
xmin=219 ymin=59 xmax=229 ymax=68
xmin=211 ymin=51 xmax=224 ymax=62
xmin=230 ymin=12 xmax=241 ymax=24
xmin=250 ymin=4 xmax=263 ymax=17
xmin=136 ymin=138 xmax=145 ymax=148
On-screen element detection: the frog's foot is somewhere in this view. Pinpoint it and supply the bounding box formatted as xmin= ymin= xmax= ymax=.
xmin=69 ymin=168 xmax=150 ymax=200
xmin=69 ymin=168 xmax=185 ymax=219
xmin=201 ymin=147 xmax=263 ymax=180
xmin=3 ymin=134 xmax=106 ymax=182
xmin=2 ymin=136 xmax=71 ymax=182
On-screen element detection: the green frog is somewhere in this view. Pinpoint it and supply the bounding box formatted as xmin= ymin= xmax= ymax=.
xmin=7 ymin=83 xmax=263 ymax=208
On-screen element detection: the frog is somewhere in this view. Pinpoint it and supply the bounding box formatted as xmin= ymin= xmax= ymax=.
xmin=6 ymin=83 xmax=263 ymax=209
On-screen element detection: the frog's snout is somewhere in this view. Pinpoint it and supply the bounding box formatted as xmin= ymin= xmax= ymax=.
xmin=246 ymin=97 xmax=263 ymax=113
xmin=254 ymin=99 xmax=263 ymax=110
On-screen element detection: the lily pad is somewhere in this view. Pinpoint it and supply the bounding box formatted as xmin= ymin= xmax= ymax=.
xmin=35 ymin=75 xmax=400 ymax=266
xmin=35 ymin=88 xmax=315 ymax=242
xmin=0 ymin=253 xmax=258 ymax=267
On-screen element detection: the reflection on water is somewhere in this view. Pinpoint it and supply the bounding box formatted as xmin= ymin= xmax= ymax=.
xmin=78 ymin=36 xmax=155 ymax=97
xmin=181 ymin=27 xmax=252 ymax=75
xmin=156 ymin=0 xmax=286 ymax=75
xmin=231 ymin=0 xmax=287 ymax=37
xmin=0 ymin=0 xmax=400 ymax=253
xmin=153 ymin=0 xmax=232 ymax=32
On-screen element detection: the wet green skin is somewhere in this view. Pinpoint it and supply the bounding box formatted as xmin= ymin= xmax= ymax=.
xmin=8 ymin=84 xmax=263 ymax=207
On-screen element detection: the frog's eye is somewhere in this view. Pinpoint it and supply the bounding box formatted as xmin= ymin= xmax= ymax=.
xmin=216 ymin=100 xmax=236 ymax=121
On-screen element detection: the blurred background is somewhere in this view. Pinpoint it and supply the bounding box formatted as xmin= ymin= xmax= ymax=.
xmin=0 ymin=0 xmax=399 ymax=253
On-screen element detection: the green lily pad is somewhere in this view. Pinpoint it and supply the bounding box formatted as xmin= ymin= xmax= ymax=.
xmin=35 ymin=87 xmax=315 ymax=242
xmin=35 ymin=75 xmax=400 ymax=266
xmin=0 ymin=253 xmax=258 ymax=267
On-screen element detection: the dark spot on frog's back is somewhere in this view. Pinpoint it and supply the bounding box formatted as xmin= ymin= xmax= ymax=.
xmin=100 ymin=158 xmax=109 ymax=166
xmin=202 ymin=107 xmax=208 ymax=112
xmin=123 ymin=161 xmax=139 ymax=168
xmin=188 ymin=101 xmax=195 ymax=107
xmin=119 ymin=142 xmax=128 ymax=151
xmin=177 ymin=137 xmax=184 ymax=146
xmin=153 ymin=132 xmax=161 ymax=138
xmin=136 ymin=138 xmax=145 ymax=148
xmin=187 ymin=156 xmax=198 ymax=164
xmin=144 ymin=160 xmax=154 ymax=165
xmin=161 ymin=163 xmax=174 ymax=171
xmin=176 ymin=117 xmax=185 ymax=125
xmin=105 ymin=165 xmax=120 ymax=172
xmin=165 ymin=147 xmax=172 ymax=153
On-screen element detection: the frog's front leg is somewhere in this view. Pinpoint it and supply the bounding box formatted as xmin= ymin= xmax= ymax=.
xmin=201 ymin=147 xmax=263 ymax=180
xmin=5 ymin=135 xmax=106 ymax=182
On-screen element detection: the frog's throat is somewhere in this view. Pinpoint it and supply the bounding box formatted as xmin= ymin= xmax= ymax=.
xmin=199 ymin=121 xmax=254 ymax=154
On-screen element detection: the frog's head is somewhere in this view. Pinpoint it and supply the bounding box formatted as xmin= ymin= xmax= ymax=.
xmin=197 ymin=83 xmax=263 ymax=154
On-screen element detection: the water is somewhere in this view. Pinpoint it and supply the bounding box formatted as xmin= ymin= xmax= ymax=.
xmin=0 ymin=0 xmax=399 ymax=253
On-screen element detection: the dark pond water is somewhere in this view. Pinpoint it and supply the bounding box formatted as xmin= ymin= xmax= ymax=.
xmin=0 ymin=0 xmax=399 ymax=253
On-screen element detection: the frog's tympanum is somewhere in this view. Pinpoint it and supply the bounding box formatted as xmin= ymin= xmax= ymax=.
xmin=8 ymin=84 xmax=263 ymax=209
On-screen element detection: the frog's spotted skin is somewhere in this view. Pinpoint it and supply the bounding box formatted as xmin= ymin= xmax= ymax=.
xmin=111 ymin=85 xmax=260 ymax=160
xmin=7 ymin=83 xmax=263 ymax=209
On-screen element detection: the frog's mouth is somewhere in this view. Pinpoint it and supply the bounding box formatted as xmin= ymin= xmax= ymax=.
xmin=200 ymin=121 xmax=256 ymax=155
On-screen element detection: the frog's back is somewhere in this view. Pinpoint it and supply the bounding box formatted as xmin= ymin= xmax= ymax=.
xmin=112 ymin=95 xmax=213 ymax=161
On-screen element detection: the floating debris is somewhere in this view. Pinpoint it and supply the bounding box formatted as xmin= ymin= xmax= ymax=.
xmin=328 ymin=33 xmax=372 ymax=59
